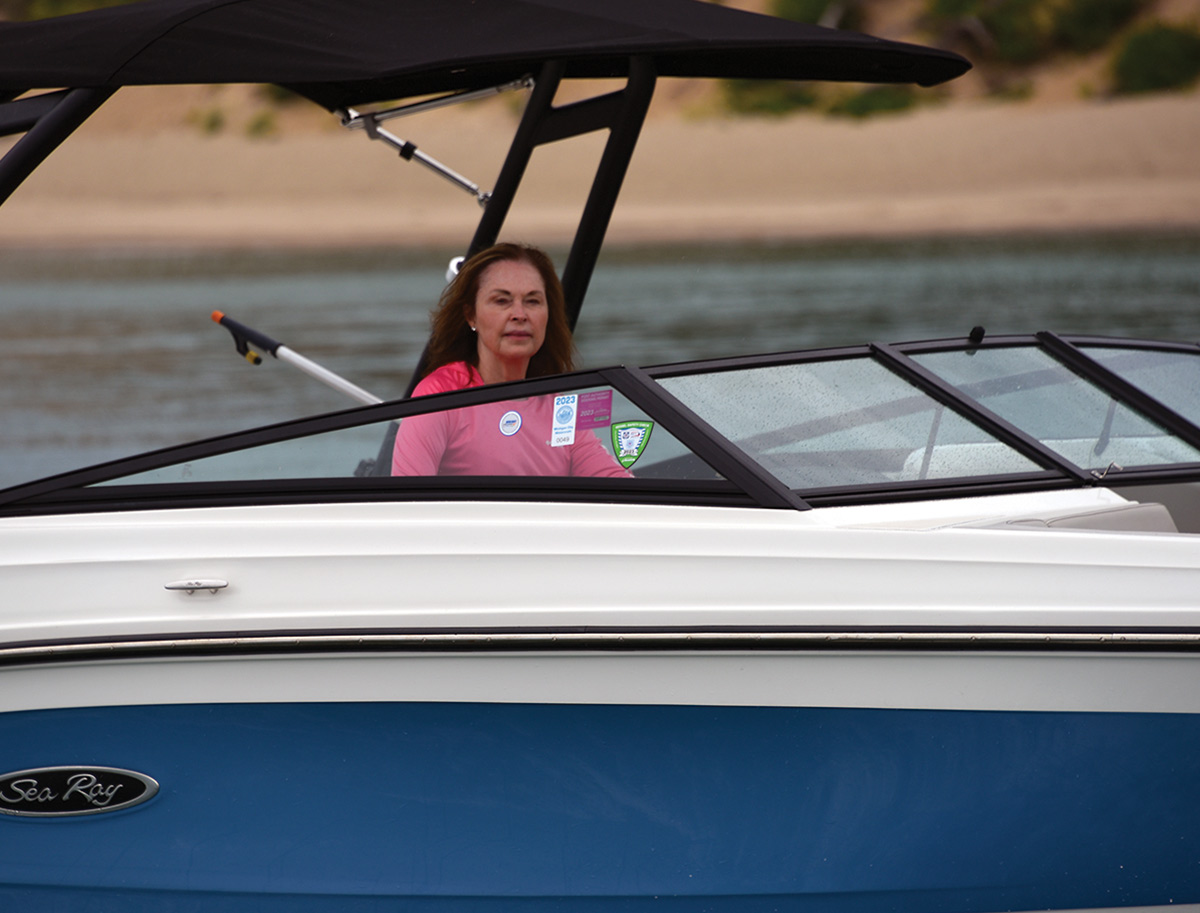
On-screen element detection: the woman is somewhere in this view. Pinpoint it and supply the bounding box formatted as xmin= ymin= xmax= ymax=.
xmin=392 ymin=243 xmax=629 ymax=478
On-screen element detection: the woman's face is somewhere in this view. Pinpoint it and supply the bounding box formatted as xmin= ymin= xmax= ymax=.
xmin=469 ymin=258 xmax=549 ymax=375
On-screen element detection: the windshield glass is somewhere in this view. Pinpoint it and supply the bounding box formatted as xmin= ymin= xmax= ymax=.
xmin=658 ymin=357 xmax=1041 ymax=490
xmin=92 ymin=384 xmax=719 ymax=486
xmin=913 ymin=347 xmax=1200 ymax=471
xmin=1081 ymin=346 xmax=1200 ymax=428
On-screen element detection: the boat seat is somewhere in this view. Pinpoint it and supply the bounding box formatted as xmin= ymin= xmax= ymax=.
xmin=901 ymin=437 xmax=1200 ymax=482
xmin=961 ymin=501 xmax=1178 ymax=533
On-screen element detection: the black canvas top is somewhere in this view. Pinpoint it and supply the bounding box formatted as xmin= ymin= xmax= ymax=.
xmin=0 ymin=0 xmax=969 ymax=110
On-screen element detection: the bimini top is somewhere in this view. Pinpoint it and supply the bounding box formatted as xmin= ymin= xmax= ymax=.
xmin=0 ymin=0 xmax=969 ymax=109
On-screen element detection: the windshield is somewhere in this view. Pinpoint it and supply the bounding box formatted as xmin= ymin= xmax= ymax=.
xmin=5 ymin=337 xmax=1200 ymax=515
xmin=93 ymin=382 xmax=717 ymax=486
xmin=658 ymin=357 xmax=1041 ymax=489
xmin=912 ymin=346 xmax=1200 ymax=472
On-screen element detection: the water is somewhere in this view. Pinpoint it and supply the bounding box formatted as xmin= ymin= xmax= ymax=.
xmin=1 ymin=232 xmax=1198 ymax=489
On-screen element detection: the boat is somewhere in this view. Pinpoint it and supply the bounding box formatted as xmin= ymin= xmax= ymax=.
xmin=1 ymin=1 xmax=1198 ymax=910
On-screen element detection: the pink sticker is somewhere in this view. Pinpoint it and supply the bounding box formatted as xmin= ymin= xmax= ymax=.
xmin=576 ymin=390 xmax=613 ymax=431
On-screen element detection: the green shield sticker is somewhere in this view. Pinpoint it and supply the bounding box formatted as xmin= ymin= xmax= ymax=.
xmin=611 ymin=420 xmax=654 ymax=469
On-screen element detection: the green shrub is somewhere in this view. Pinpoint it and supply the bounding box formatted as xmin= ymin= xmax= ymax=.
xmin=925 ymin=0 xmax=1055 ymax=63
xmin=772 ymin=0 xmax=865 ymax=31
xmin=991 ymin=79 xmax=1035 ymax=101
xmin=189 ymin=106 xmax=225 ymax=135
xmin=1054 ymin=0 xmax=1142 ymax=54
xmin=927 ymin=0 xmax=977 ymax=17
xmin=16 ymin=0 xmax=132 ymax=19
xmin=722 ymin=0 xmax=870 ymax=116
xmin=1112 ymin=23 xmax=1200 ymax=93
xmin=258 ymin=84 xmax=303 ymax=106
xmin=723 ymin=80 xmax=820 ymax=116
xmin=980 ymin=0 xmax=1056 ymax=63
xmin=773 ymin=0 xmax=829 ymax=23
xmin=245 ymin=111 xmax=278 ymax=139
xmin=926 ymin=0 xmax=1144 ymax=62
xmin=826 ymin=85 xmax=918 ymax=118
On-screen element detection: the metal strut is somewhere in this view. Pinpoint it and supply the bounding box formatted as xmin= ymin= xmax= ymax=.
xmin=338 ymin=78 xmax=533 ymax=208
xmin=400 ymin=57 xmax=658 ymax=397
xmin=0 ymin=87 xmax=115 ymax=206
xmin=468 ymin=56 xmax=658 ymax=329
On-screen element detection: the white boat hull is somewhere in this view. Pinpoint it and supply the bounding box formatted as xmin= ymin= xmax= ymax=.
xmin=2 ymin=498 xmax=1198 ymax=909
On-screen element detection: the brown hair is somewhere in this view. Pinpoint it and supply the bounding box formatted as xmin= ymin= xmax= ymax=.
xmin=423 ymin=243 xmax=575 ymax=380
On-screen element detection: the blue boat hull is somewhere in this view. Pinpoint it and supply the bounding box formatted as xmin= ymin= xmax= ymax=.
xmin=1 ymin=701 xmax=1197 ymax=910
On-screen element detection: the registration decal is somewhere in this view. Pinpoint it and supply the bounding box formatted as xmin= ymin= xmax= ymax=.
xmin=576 ymin=390 xmax=613 ymax=431
xmin=551 ymin=394 xmax=578 ymax=447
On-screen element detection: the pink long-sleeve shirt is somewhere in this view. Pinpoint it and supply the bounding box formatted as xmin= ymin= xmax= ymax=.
xmin=391 ymin=362 xmax=630 ymax=478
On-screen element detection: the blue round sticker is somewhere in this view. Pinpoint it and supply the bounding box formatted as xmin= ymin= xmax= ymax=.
xmin=499 ymin=410 xmax=522 ymax=436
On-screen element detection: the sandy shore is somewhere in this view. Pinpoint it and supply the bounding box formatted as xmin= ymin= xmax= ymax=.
xmin=1 ymin=91 xmax=1198 ymax=249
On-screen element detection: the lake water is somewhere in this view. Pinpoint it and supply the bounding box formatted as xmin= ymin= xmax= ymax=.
xmin=1 ymin=232 xmax=1198 ymax=489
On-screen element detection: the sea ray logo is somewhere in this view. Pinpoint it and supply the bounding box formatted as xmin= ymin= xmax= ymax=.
xmin=0 ymin=766 xmax=159 ymax=817
xmin=611 ymin=421 xmax=654 ymax=469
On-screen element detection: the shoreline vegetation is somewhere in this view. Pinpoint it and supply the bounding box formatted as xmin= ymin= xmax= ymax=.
xmin=1 ymin=89 xmax=1197 ymax=250
xmin=1 ymin=0 xmax=1198 ymax=250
